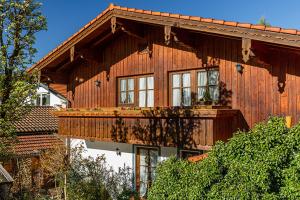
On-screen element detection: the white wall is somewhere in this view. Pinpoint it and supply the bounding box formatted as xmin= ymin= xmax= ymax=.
xmin=69 ymin=139 xmax=177 ymax=173
xmin=37 ymin=86 xmax=66 ymax=108
xmin=70 ymin=139 xmax=134 ymax=172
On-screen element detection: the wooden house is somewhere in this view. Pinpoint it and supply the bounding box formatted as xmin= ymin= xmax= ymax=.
xmin=28 ymin=4 xmax=300 ymax=196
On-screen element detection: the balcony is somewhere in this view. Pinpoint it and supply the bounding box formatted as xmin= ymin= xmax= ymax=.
xmin=53 ymin=107 xmax=240 ymax=150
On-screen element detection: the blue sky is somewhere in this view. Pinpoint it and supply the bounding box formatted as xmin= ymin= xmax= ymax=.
xmin=34 ymin=0 xmax=300 ymax=63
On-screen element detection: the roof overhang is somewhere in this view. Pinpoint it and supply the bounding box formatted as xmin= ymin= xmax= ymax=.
xmin=28 ymin=4 xmax=300 ymax=73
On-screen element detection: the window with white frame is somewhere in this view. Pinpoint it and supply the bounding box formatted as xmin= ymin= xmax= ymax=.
xmin=36 ymin=93 xmax=50 ymax=106
xmin=118 ymin=75 xmax=154 ymax=107
xmin=171 ymin=72 xmax=191 ymax=106
xmin=119 ymin=78 xmax=135 ymax=105
xmin=170 ymin=68 xmax=219 ymax=106
xmin=138 ymin=76 xmax=154 ymax=107
xmin=197 ymin=69 xmax=219 ymax=101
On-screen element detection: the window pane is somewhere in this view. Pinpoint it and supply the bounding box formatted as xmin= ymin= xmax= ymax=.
xmin=172 ymin=74 xmax=181 ymax=88
xmin=147 ymin=90 xmax=154 ymax=107
xmin=139 ymin=91 xmax=146 ymax=107
xmin=140 ymin=149 xmax=148 ymax=166
xmin=147 ymin=76 xmax=154 ymax=89
xmin=42 ymin=94 xmax=50 ymax=106
xmin=150 ymin=168 xmax=156 ymax=183
xmin=150 ymin=150 xmax=158 ymax=167
xmin=182 ymin=73 xmax=190 ymax=87
xmin=128 ymin=91 xmax=134 ymax=103
xmin=208 ymin=70 xmax=219 ymax=85
xmin=172 ymin=88 xmax=181 ymax=106
xmin=198 ymin=71 xmax=207 ymax=86
xmin=182 ymin=88 xmax=191 ymax=106
xmin=139 ymin=165 xmax=148 ymax=197
xmin=128 ymin=79 xmax=134 ymax=90
xmin=120 ymin=79 xmax=127 ymax=91
xmin=209 ymin=86 xmax=219 ymax=101
xmin=37 ymin=95 xmax=41 ymax=106
xmin=120 ymin=92 xmax=127 ymax=103
xmin=198 ymin=87 xmax=206 ymax=100
xmin=139 ymin=77 xmax=146 ymax=90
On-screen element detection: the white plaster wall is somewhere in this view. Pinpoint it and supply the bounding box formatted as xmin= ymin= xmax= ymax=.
xmin=69 ymin=139 xmax=178 ymax=173
xmin=70 ymin=139 xmax=134 ymax=172
xmin=37 ymin=86 xmax=66 ymax=108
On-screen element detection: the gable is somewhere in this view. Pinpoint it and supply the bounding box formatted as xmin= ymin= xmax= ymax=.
xmin=28 ymin=3 xmax=300 ymax=74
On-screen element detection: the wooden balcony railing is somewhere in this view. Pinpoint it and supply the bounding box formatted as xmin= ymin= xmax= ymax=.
xmin=53 ymin=107 xmax=240 ymax=150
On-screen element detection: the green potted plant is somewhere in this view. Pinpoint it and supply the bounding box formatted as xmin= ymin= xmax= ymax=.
xmin=202 ymin=88 xmax=212 ymax=105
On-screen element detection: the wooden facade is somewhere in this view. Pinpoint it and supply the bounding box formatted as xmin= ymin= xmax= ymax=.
xmin=55 ymin=108 xmax=238 ymax=149
xmin=30 ymin=5 xmax=300 ymax=150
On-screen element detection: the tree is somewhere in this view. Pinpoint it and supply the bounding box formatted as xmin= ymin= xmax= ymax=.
xmin=0 ymin=0 xmax=46 ymax=157
xmin=258 ymin=16 xmax=271 ymax=26
xmin=148 ymin=117 xmax=300 ymax=199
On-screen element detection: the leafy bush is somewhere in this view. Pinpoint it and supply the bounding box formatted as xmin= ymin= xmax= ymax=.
xmin=66 ymin=146 xmax=137 ymax=200
xmin=148 ymin=117 xmax=300 ymax=199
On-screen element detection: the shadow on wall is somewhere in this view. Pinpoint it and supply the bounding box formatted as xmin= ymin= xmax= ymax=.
xmin=111 ymin=108 xmax=199 ymax=150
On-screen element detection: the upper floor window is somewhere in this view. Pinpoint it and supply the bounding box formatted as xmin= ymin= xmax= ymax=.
xmin=170 ymin=68 xmax=219 ymax=106
xmin=36 ymin=93 xmax=50 ymax=106
xmin=139 ymin=76 xmax=154 ymax=107
xmin=171 ymin=73 xmax=191 ymax=106
xmin=118 ymin=75 xmax=154 ymax=107
xmin=120 ymin=78 xmax=135 ymax=105
xmin=197 ymin=69 xmax=219 ymax=101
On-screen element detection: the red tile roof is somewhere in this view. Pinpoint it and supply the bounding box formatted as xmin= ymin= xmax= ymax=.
xmin=28 ymin=3 xmax=300 ymax=72
xmin=13 ymin=135 xmax=64 ymax=156
xmin=14 ymin=106 xmax=58 ymax=134
xmin=188 ymin=153 xmax=208 ymax=162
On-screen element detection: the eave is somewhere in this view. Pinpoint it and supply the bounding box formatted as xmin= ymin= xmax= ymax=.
xmin=28 ymin=3 xmax=300 ymax=73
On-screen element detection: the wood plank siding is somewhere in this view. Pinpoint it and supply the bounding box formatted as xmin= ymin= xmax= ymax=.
xmin=56 ymin=108 xmax=238 ymax=149
xmin=35 ymin=14 xmax=300 ymax=149
xmin=63 ymin=26 xmax=300 ymax=127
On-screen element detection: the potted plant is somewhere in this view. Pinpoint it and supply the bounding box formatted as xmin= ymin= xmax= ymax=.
xmin=202 ymin=88 xmax=212 ymax=105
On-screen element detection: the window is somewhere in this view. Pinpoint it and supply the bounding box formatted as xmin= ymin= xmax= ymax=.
xmin=171 ymin=72 xmax=191 ymax=106
xmin=119 ymin=78 xmax=135 ymax=105
xmin=170 ymin=68 xmax=219 ymax=106
xmin=136 ymin=147 xmax=158 ymax=197
xmin=197 ymin=69 xmax=219 ymax=102
xmin=36 ymin=93 xmax=50 ymax=106
xmin=139 ymin=76 xmax=154 ymax=107
xmin=118 ymin=75 xmax=154 ymax=107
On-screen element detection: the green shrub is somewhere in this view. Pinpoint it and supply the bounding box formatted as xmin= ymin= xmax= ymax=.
xmin=148 ymin=117 xmax=300 ymax=200
xmin=66 ymin=146 xmax=137 ymax=200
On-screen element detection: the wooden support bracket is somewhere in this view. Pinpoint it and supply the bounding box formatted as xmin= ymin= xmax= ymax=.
xmin=70 ymin=46 xmax=75 ymax=62
xmin=111 ymin=16 xmax=117 ymax=34
xmin=164 ymin=25 xmax=171 ymax=45
xmin=242 ymin=38 xmax=252 ymax=63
